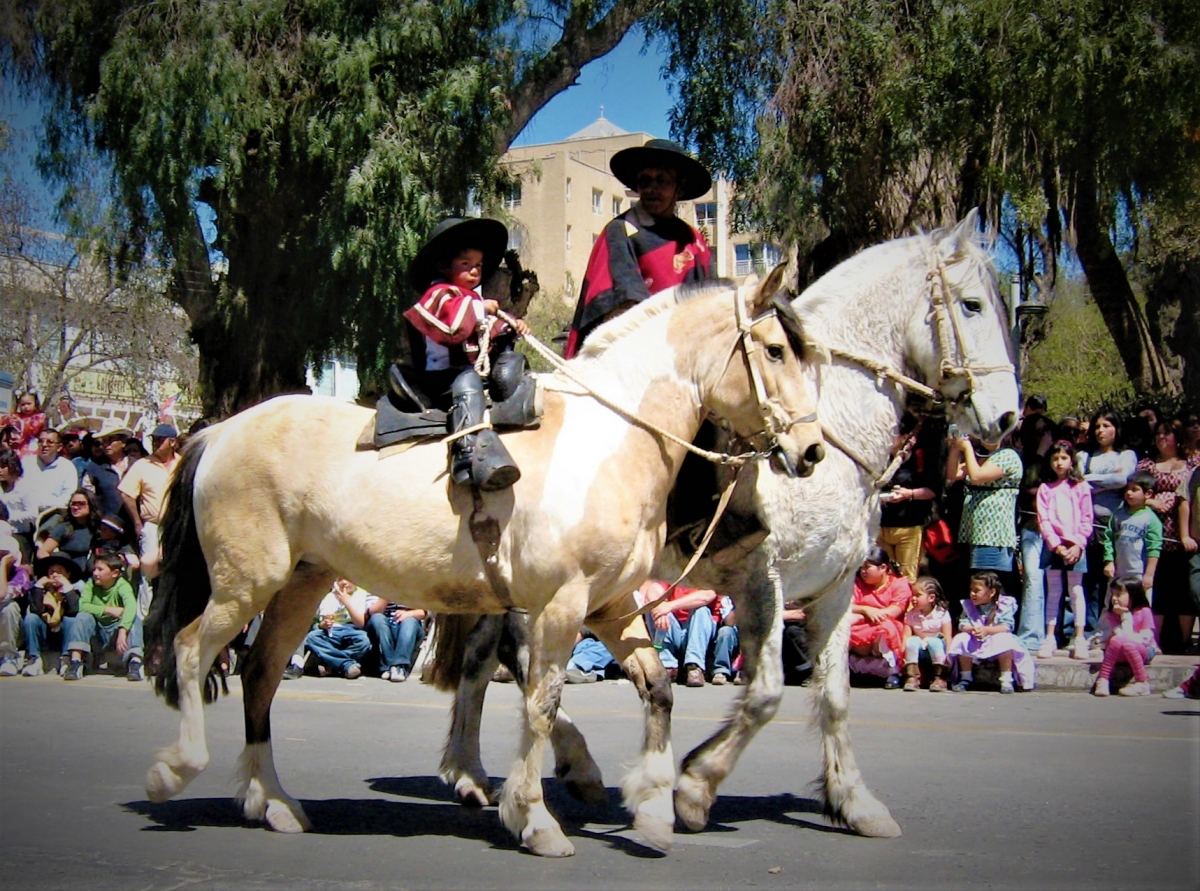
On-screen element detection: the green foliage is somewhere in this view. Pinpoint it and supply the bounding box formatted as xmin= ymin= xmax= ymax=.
xmin=516 ymin=290 xmax=574 ymax=372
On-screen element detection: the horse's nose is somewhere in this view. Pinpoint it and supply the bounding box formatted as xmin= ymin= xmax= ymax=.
xmin=805 ymin=443 xmax=825 ymax=466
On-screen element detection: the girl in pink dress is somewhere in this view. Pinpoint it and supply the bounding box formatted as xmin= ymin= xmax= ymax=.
xmin=1093 ymin=576 xmax=1157 ymax=697
xmin=1 ymin=393 xmax=46 ymax=459
xmin=1036 ymin=440 xmax=1094 ymax=660
xmin=848 ymin=547 xmax=913 ymax=689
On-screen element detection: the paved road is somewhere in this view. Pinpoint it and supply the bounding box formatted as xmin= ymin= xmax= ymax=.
xmin=1 ymin=672 xmax=1197 ymax=890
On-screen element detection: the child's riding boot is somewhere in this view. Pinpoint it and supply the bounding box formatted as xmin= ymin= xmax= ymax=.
xmin=488 ymin=348 xmax=540 ymax=429
xmin=929 ymin=663 xmax=949 ymax=692
xmin=449 ymin=370 xmax=520 ymax=491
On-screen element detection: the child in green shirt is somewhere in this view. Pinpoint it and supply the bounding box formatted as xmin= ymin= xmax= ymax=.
xmin=60 ymin=550 xmax=143 ymax=681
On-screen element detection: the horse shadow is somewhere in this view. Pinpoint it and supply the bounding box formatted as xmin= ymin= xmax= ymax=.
xmin=124 ymin=776 xmax=854 ymax=854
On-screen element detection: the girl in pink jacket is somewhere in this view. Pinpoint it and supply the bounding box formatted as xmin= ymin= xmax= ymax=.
xmin=1037 ymin=440 xmax=1095 ymax=660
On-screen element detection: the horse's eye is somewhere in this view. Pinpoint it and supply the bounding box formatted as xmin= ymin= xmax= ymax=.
xmin=963 ymin=299 xmax=983 ymax=314
xmin=766 ymin=344 xmax=786 ymax=362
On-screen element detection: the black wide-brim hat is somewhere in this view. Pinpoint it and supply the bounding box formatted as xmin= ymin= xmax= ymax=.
xmin=34 ymin=550 xmax=84 ymax=583
xmin=610 ymin=139 xmax=713 ymax=201
xmin=407 ymin=217 xmax=509 ymax=293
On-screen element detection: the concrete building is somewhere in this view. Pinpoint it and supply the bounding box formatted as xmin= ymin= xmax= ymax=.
xmin=499 ymin=115 xmax=780 ymax=304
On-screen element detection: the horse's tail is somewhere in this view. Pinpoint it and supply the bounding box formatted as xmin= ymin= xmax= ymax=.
xmin=145 ymin=433 xmax=226 ymax=709
xmin=423 ymin=613 xmax=480 ymax=692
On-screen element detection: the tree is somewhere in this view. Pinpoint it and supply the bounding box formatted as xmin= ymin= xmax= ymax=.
xmin=3 ymin=1 xmax=660 ymax=417
xmin=660 ymin=0 xmax=1200 ymax=391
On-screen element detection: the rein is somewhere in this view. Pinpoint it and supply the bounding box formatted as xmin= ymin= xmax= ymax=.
xmin=804 ymin=250 xmax=1014 ymax=489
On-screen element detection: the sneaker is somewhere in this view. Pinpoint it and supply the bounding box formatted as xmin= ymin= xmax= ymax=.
xmin=282 ymin=663 xmax=304 ymax=681
xmin=1093 ymin=677 xmax=1110 ymax=697
xmin=1071 ymin=637 xmax=1091 ymax=660
xmin=21 ymin=657 xmax=44 ymax=677
xmin=388 ymin=666 xmax=408 ymax=683
xmin=58 ymin=655 xmax=70 ymax=676
xmin=903 ymin=673 xmax=922 ymax=692
xmin=343 ymin=663 xmax=362 ymax=680
xmin=0 ymin=658 xmax=17 ymax=677
xmin=565 ymin=667 xmax=598 ymax=684
xmin=928 ymin=675 xmax=948 ymax=693
xmin=126 ymin=659 xmax=144 ymax=682
xmin=884 ymin=674 xmax=902 ymax=690
xmin=1162 ymin=685 xmax=1199 ymax=700
xmin=317 ymin=664 xmax=330 ymax=678
xmin=711 ymin=672 xmax=729 ymax=686
xmin=684 ymin=664 xmax=705 ymax=687
xmin=64 ymin=660 xmax=84 ymax=681
xmin=1036 ymin=638 xmax=1057 ymax=659
xmin=732 ymin=671 xmax=748 ymax=686
xmin=1118 ymin=680 xmax=1151 ymax=697
xmin=999 ymin=679 xmax=1015 ymax=694
xmin=950 ymin=679 xmax=970 ymax=692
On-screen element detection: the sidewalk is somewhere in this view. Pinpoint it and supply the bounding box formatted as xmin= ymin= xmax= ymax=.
xmin=1020 ymin=652 xmax=1200 ymax=692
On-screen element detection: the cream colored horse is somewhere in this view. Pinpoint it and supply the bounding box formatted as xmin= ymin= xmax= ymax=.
xmin=143 ymin=272 xmax=824 ymax=857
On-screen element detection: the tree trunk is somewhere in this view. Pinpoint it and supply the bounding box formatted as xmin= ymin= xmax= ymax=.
xmin=1071 ymin=171 xmax=1175 ymax=393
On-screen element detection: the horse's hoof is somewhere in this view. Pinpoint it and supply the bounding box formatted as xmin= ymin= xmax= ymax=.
xmin=454 ymin=777 xmax=491 ymax=808
xmin=633 ymin=812 xmax=674 ymax=852
xmin=848 ymin=809 xmax=902 ymax=838
xmin=145 ymin=762 xmax=187 ymax=802
xmin=524 ymin=826 xmax=575 ymax=857
xmin=564 ymin=777 xmax=608 ymax=809
xmin=265 ymin=799 xmax=311 ymax=833
xmin=674 ymin=774 xmax=714 ymax=832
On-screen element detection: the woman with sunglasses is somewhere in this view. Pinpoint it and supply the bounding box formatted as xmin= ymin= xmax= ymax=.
xmin=35 ymin=488 xmax=101 ymax=574
xmin=564 ymin=139 xmax=714 ymax=358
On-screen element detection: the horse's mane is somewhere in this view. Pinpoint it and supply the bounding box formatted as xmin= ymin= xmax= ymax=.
xmin=576 ymin=278 xmax=737 ymax=360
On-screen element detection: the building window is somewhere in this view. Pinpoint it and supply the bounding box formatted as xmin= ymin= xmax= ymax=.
xmin=565 ymin=178 xmax=572 ymax=201
xmin=735 ymin=242 xmax=782 ymax=277
xmin=612 ymin=196 xmax=622 ymax=216
xmin=592 ymin=189 xmax=603 ymax=214
xmin=695 ymin=202 xmax=717 ymax=229
xmin=504 ymin=181 xmax=522 ymax=209
xmin=565 ymin=225 xmax=572 ymax=250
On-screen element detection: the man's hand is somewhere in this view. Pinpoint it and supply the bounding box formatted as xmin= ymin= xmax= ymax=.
xmin=1183 ymin=535 xmax=1198 ymax=554
xmin=649 ymin=602 xmax=673 ymax=631
xmin=1104 ymin=562 xmax=1115 ymax=579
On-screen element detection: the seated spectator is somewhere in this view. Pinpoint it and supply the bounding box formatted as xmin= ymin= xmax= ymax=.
xmin=92 ymin=513 xmax=140 ymax=575
xmin=1101 ymin=472 xmax=1162 ymax=629
xmin=707 ymin=607 xmax=739 ymax=686
xmin=303 ymin=578 xmax=371 ymax=679
xmin=21 ymin=428 xmax=79 ymax=514
xmin=948 ymin=570 xmax=1035 ymax=693
xmin=0 ymin=529 xmax=34 ymax=675
xmin=36 ymin=488 xmax=100 ymax=573
xmin=60 ymin=549 xmax=142 ymax=681
xmin=20 ymin=550 xmax=83 ymax=676
xmin=565 ymin=630 xmax=618 ymax=684
xmin=0 ymin=448 xmax=39 ymax=548
xmin=365 ymin=599 xmax=427 ymax=682
xmin=902 ymin=577 xmax=953 ymax=691
xmin=645 ymin=579 xmax=725 ymax=687
xmin=1092 ymin=576 xmax=1156 ymax=697
xmin=781 ymin=599 xmax=812 ymax=686
xmin=848 ymin=548 xmax=912 ymax=689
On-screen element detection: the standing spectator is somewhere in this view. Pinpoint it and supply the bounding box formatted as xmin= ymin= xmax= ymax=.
xmin=901 ymin=576 xmax=953 ymax=691
xmin=1015 ymin=405 xmax=1054 ymax=660
xmin=21 ymin=428 xmax=79 ymax=514
xmin=365 ymin=599 xmax=427 ymax=682
xmin=1 ymin=392 xmax=47 ymax=459
xmin=644 ymin=579 xmax=724 ymax=687
xmin=564 ymin=139 xmax=713 ymax=358
xmin=59 ymin=431 xmax=85 ymax=472
xmin=60 ymin=549 xmax=143 ymax=681
xmin=948 ymin=570 xmax=1036 ymax=693
xmin=0 ymin=448 xmax=38 ymax=544
xmin=1136 ymin=418 xmax=1198 ymax=653
xmin=1181 ymin=410 xmax=1200 ymax=455
xmin=80 ymin=430 xmax=126 ymax=518
xmin=1077 ymin=410 xmax=1138 ymax=632
xmin=118 ymin=422 xmax=180 ymax=583
xmin=303 ymin=578 xmax=372 ymax=679
xmin=847 ymin=548 xmax=913 ymax=689
xmin=36 ymin=488 xmax=100 ymax=574
xmin=1092 ymin=576 xmax=1157 ymax=697
xmin=0 ymin=529 xmax=34 ymax=675
xmin=945 ymin=430 xmax=1023 ymax=600
xmin=1179 ymin=464 xmax=1200 ymax=652
xmin=20 ymin=550 xmax=83 ymax=676
xmin=877 ymin=416 xmax=937 ymax=582
xmin=1033 ymin=441 xmax=1094 ymax=660
xmin=1102 ymin=471 xmax=1162 ymax=614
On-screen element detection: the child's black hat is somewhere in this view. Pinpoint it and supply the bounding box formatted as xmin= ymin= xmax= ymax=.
xmin=34 ymin=550 xmax=83 ymax=583
xmin=407 ymin=217 xmax=509 ymax=293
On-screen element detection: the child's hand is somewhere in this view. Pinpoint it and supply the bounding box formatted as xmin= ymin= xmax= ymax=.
xmin=1183 ymin=535 xmax=1198 ymax=554
xmin=1142 ymin=573 xmax=1155 ymax=591
xmin=1062 ymin=543 xmax=1082 ymax=565
xmin=482 ymin=299 xmax=501 ymax=315
xmin=511 ymin=317 xmax=531 ymax=336
xmin=1103 ymin=562 xmax=1115 ymax=579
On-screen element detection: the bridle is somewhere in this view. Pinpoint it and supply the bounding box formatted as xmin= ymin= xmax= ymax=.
xmin=805 ymin=249 xmax=1015 ymax=487
xmin=501 ymin=286 xmax=816 ymax=467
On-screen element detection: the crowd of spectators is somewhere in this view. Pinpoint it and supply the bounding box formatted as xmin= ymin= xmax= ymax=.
xmin=2 ymin=390 xmax=1197 ymax=701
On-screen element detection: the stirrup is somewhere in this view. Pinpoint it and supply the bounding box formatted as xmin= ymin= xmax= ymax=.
xmin=388 ymin=363 xmax=432 ymax=412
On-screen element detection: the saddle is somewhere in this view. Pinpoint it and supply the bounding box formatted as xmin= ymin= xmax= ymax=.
xmin=359 ymin=364 xmax=542 ymax=453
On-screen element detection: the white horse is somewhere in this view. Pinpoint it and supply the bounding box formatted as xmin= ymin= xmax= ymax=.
xmin=438 ymin=212 xmax=1020 ymax=838
xmin=143 ymin=272 xmax=825 ymax=857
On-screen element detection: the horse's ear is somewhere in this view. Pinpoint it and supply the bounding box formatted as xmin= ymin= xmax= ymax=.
xmin=749 ymin=263 xmax=789 ymax=316
xmin=939 ymin=208 xmax=981 ymax=259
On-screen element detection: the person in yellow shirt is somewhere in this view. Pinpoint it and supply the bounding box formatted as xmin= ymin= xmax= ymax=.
xmin=117 ymin=423 xmax=180 ymax=583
